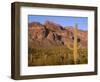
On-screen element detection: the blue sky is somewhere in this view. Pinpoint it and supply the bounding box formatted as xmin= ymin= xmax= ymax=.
xmin=28 ymin=15 xmax=88 ymax=31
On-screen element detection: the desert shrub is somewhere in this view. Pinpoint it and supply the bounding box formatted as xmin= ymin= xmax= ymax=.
xmin=77 ymin=48 xmax=88 ymax=64
xmin=28 ymin=46 xmax=88 ymax=66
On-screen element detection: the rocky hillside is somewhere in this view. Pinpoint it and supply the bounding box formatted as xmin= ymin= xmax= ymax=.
xmin=28 ymin=21 xmax=87 ymax=48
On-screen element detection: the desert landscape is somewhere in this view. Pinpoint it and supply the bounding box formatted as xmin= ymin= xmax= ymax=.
xmin=28 ymin=19 xmax=88 ymax=66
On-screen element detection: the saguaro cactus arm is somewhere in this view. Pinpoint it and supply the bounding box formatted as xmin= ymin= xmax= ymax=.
xmin=66 ymin=42 xmax=73 ymax=50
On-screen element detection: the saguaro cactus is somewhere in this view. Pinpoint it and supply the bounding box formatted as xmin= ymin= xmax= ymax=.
xmin=73 ymin=24 xmax=78 ymax=64
xmin=67 ymin=24 xmax=79 ymax=64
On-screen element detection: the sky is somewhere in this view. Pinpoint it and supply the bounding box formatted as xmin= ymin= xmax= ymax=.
xmin=28 ymin=15 xmax=88 ymax=31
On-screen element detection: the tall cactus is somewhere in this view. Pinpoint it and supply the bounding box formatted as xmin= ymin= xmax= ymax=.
xmin=67 ymin=24 xmax=79 ymax=64
xmin=73 ymin=24 xmax=78 ymax=64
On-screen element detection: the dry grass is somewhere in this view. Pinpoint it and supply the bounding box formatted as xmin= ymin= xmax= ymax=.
xmin=28 ymin=46 xmax=88 ymax=66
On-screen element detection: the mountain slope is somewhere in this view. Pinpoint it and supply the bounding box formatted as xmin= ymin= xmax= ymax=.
xmin=28 ymin=21 xmax=87 ymax=48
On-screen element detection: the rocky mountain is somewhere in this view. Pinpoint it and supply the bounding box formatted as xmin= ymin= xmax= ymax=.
xmin=28 ymin=21 xmax=88 ymax=48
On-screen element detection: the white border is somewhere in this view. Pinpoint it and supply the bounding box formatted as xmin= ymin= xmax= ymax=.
xmin=20 ymin=7 xmax=95 ymax=75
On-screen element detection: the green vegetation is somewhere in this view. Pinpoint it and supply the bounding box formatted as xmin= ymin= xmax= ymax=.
xmin=28 ymin=46 xmax=88 ymax=66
